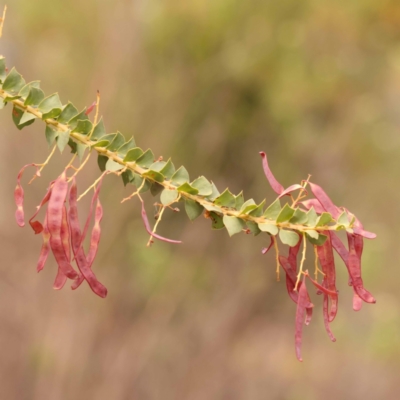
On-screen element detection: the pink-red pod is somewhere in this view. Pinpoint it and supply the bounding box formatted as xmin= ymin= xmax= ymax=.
xmin=68 ymin=178 xmax=107 ymax=298
xmin=85 ymin=100 xmax=97 ymax=115
xmin=353 ymin=291 xmax=363 ymax=311
xmin=261 ymin=236 xmax=275 ymax=255
xmin=323 ymin=294 xmax=336 ymax=342
xmin=259 ymin=152 xmax=284 ymax=195
xmin=47 ymin=172 xmax=79 ymax=280
xmin=87 ymin=199 xmax=103 ymax=266
xmin=305 ymin=273 xmax=337 ymax=297
xmin=37 ymin=215 xmax=51 ymax=272
xmin=308 ymin=182 xmax=341 ymax=219
xmin=140 ymin=200 xmax=182 ymax=244
xmin=278 ymin=184 xmax=307 ymax=199
xmin=295 ymin=277 xmax=313 ymax=362
xmin=299 ymin=199 xmax=325 ymax=214
xmin=29 ymin=182 xmax=54 ymax=234
xmin=352 ymin=227 xmax=377 ymax=239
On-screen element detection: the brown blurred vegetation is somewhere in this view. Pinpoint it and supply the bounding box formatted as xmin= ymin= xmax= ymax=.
xmin=1 ymin=0 xmax=400 ymax=399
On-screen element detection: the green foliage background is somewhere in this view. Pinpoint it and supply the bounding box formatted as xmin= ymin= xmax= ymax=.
xmin=0 ymin=0 xmax=399 ymax=398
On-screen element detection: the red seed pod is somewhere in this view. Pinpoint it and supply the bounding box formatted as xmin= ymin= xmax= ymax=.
xmin=53 ymin=269 xmax=67 ymax=290
xmin=259 ymin=152 xmax=284 ymax=195
xmin=299 ymin=199 xmax=325 ymax=214
xmin=308 ymin=182 xmax=341 ymax=219
xmin=68 ymin=178 xmax=107 ymax=298
xmin=87 ymin=199 xmax=103 ymax=266
xmin=261 ymin=236 xmax=274 ymax=255
xmin=278 ymin=184 xmax=307 ymax=199
xmin=85 ymin=100 xmax=97 ymax=115
xmin=29 ymin=181 xmax=55 ymax=234
xmin=37 ymin=214 xmax=51 ymax=272
xmin=322 ymin=294 xmax=336 ymax=342
xmin=47 ymin=172 xmax=79 ymax=280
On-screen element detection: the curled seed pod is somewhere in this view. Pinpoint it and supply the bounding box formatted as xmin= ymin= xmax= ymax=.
xmin=68 ymin=178 xmax=107 ymax=298
xmin=259 ymin=152 xmax=284 ymax=195
xmin=47 ymin=172 xmax=79 ymax=280
xmin=14 ymin=163 xmax=39 ymax=227
xmin=299 ymin=199 xmax=325 ymax=214
xmin=37 ymin=214 xmax=50 ymax=272
xmin=29 ymin=181 xmax=55 ymax=234
xmin=261 ymin=236 xmax=274 ymax=255
xmin=308 ymin=182 xmax=341 ymax=219
xmin=278 ymin=184 xmax=307 ymax=199
xmin=323 ymin=293 xmax=336 ymax=342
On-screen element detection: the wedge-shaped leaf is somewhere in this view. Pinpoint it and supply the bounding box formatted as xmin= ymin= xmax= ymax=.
xmin=19 ymin=81 xmax=40 ymax=98
xmin=72 ymin=119 xmax=93 ymax=135
xmin=149 ymin=160 xmax=167 ymax=172
xmin=12 ymin=106 xmax=35 ymax=130
xmin=235 ymin=192 xmax=245 ymax=210
xmin=4 ymin=94 xmax=21 ymax=102
xmin=121 ymin=170 xmax=135 ymax=186
xmin=0 ymin=57 xmax=6 ymax=83
xmin=202 ymin=203 xmax=221 ymax=212
xmin=19 ymin=111 xmax=37 ymax=125
xmin=306 ymin=230 xmax=319 ymax=239
xmin=117 ymin=137 xmax=136 ymax=157
xmin=24 ymin=87 xmax=45 ymax=107
xmin=279 ymin=229 xmax=300 ymax=247
xmin=240 ymin=199 xmax=257 ymax=213
xmin=290 ymin=209 xmax=308 ymax=225
xmin=306 ymin=207 xmax=318 ymax=227
xmin=161 ymin=189 xmax=179 ymax=206
xmin=307 ymin=232 xmax=327 ymax=246
xmin=150 ymin=183 xmax=163 ymax=196
xmin=160 ymin=158 xmax=175 ymax=179
xmin=214 ymin=189 xmax=236 ymax=208
xmin=276 ymin=203 xmax=295 ymax=223
xmin=2 ymin=67 xmax=26 ymax=94
xmin=58 ymin=102 xmax=79 ymax=124
xmin=248 ymin=200 xmax=266 ymax=217
xmin=136 ymin=149 xmax=154 ymax=168
xmin=171 ymin=166 xmax=190 ymax=186
xmin=98 ymin=155 xmax=108 ymax=172
xmin=177 ymin=182 xmax=199 ymax=195
xmin=142 ymin=169 xmax=165 ymax=183
xmin=246 ymin=221 xmax=261 ymax=236
xmin=123 ymin=147 xmax=144 ymax=162
xmin=106 ymin=131 xmax=125 ymax=151
xmin=76 ymin=143 xmax=87 ymax=162
xmin=89 ymin=117 xmax=106 ymax=139
xmin=57 ymin=130 xmax=71 ymax=153
xmin=209 ymin=212 xmax=224 ymax=230
xmin=337 ymin=211 xmax=350 ymax=228
xmin=0 ymin=97 xmax=5 ymax=109
xmin=316 ymin=212 xmax=333 ymax=227
xmin=67 ymin=138 xmax=77 ymax=154
xmin=105 ymin=159 xmax=123 ymax=172
xmin=223 ymin=216 xmax=245 ymax=237
xmin=39 ymin=93 xmax=63 ymax=119
xmin=45 ymin=125 xmax=58 ymax=147
xmin=93 ymin=133 xmax=116 ymax=148
xmin=263 ymin=199 xmax=281 ymax=220
xmin=206 ymin=182 xmax=220 ymax=201
xmin=191 ymin=176 xmax=212 ymax=196
xmin=184 ymin=198 xmax=203 ymax=220
xmin=68 ymin=108 xmax=88 ymax=129
xmin=258 ymin=222 xmax=278 ymax=235
xmin=133 ymin=174 xmax=151 ymax=193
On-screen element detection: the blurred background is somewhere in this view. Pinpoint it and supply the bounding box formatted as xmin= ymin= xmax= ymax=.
xmin=0 ymin=0 xmax=399 ymax=399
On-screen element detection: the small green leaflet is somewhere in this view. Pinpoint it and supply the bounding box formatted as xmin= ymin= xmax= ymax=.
xmin=38 ymin=93 xmax=63 ymax=119
xmin=258 ymin=222 xmax=279 ymax=235
xmin=248 ymin=200 xmax=266 ymax=217
xmin=117 ymin=137 xmax=136 ymax=157
xmin=24 ymin=87 xmax=45 ymax=107
xmin=19 ymin=112 xmax=37 ymax=125
xmin=306 ymin=207 xmax=318 ymax=227
xmin=105 ymin=159 xmax=123 ymax=172
xmin=45 ymin=125 xmax=58 ymax=147
xmin=184 ymin=198 xmax=204 ymax=220
xmin=279 ymin=229 xmax=300 ymax=247
xmin=223 ymin=216 xmax=245 ymax=236
xmin=160 ymin=159 xmax=175 ymax=179
xmin=142 ymin=170 xmax=165 ymax=183
xmin=171 ymin=166 xmax=190 ymax=186
xmin=206 ymin=182 xmax=220 ymax=201
xmin=290 ymin=209 xmax=308 ymax=225
xmin=57 ymin=130 xmax=71 ymax=153
xmin=307 ymin=233 xmax=327 ymax=246
xmin=209 ymin=212 xmax=224 ymax=230
xmin=235 ymin=192 xmax=245 ymax=210
xmin=214 ymin=189 xmax=236 ymax=208
xmin=161 ymin=189 xmax=179 ymax=206
xmin=316 ymin=212 xmax=333 ymax=227
xmin=263 ymin=199 xmax=281 ymax=220
xmin=2 ymin=67 xmax=26 ymax=94
xmin=276 ymin=203 xmax=296 ymax=223
xmin=177 ymin=182 xmax=199 ymax=195
xmin=191 ymin=176 xmax=212 ymax=196
xmin=136 ymin=149 xmax=154 ymax=168
xmin=123 ymin=147 xmax=144 ymax=162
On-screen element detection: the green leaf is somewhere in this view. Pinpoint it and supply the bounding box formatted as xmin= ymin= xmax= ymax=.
xmin=12 ymin=106 xmax=35 ymax=130
xmin=19 ymin=111 xmax=37 ymax=125
xmin=307 ymin=233 xmax=327 ymax=246
xmin=306 ymin=230 xmax=319 ymax=239
xmin=240 ymin=199 xmax=257 ymax=213
xmin=57 ymin=130 xmax=71 ymax=153
xmin=117 ymin=137 xmax=136 ymax=157
xmin=214 ymin=189 xmax=236 ymax=208
xmin=290 ymin=209 xmax=308 ymax=225
xmin=133 ymin=174 xmax=151 ymax=193
xmin=209 ymin=212 xmax=224 ymax=230
xmin=2 ymin=67 xmax=26 ymax=94
xmin=191 ymin=176 xmax=212 ymax=196
xmin=72 ymin=119 xmax=93 ymax=135
xmin=67 ymin=139 xmax=77 ymax=154
xmin=235 ymin=191 xmax=245 ymax=210
xmin=276 ymin=203 xmax=296 ymax=223
xmin=316 ymin=212 xmax=333 ymax=227
xmin=123 ymin=147 xmax=144 ymax=162
xmin=136 ymin=149 xmax=154 ymax=168
xmin=149 ymin=160 xmax=167 ymax=172
xmin=177 ymin=182 xmax=199 ymax=195
xmin=248 ymin=200 xmax=266 ymax=217
xmin=202 ymin=203 xmax=221 ymax=212
xmin=93 ymin=133 xmax=116 ymax=148
xmin=0 ymin=57 xmax=6 ymax=83
xmin=160 ymin=158 xmax=175 ymax=179
xmin=105 ymin=159 xmax=123 ymax=172
xmin=19 ymin=81 xmax=40 ymax=97
xmin=121 ymin=170 xmax=135 ymax=186
xmin=76 ymin=143 xmax=87 ymax=162
xmin=161 ymin=189 xmax=179 ymax=206
xmin=4 ymin=95 xmax=21 ymax=102
xmin=206 ymin=182 xmax=220 ymax=201
xmin=223 ymin=216 xmax=245 ymax=237
xmin=306 ymin=207 xmax=318 ymax=227
xmin=98 ymin=155 xmax=108 ymax=172
xmin=24 ymin=87 xmax=45 ymax=107
xmin=89 ymin=117 xmax=106 ymax=139
xmin=68 ymin=108 xmax=88 ymax=129
xmin=258 ymin=222 xmax=279 ymax=235
xmin=246 ymin=221 xmax=261 ymax=236
xmin=45 ymin=125 xmax=58 ymax=147
xmin=58 ymin=102 xmax=79 ymax=124
xmin=171 ymin=166 xmax=190 ymax=186
xmin=150 ymin=183 xmax=163 ymax=196
xmin=279 ymin=229 xmax=300 ymax=247
xmin=263 ymin=199 xmax=282 ymax=220
xmin=106 ymin=131 xmax=125 ymax=151
xmin=39 ymin=93 xmax=63 ymax=119
xmin=337 ymin=211 xmax=350 ymax=228
xmin=142 ymin=170 xmax=165 ymax=183
xmin=0 ymin=97 xmax=5 ymax=109
xmin=184 ymin=198 xmax=203 ymax=220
